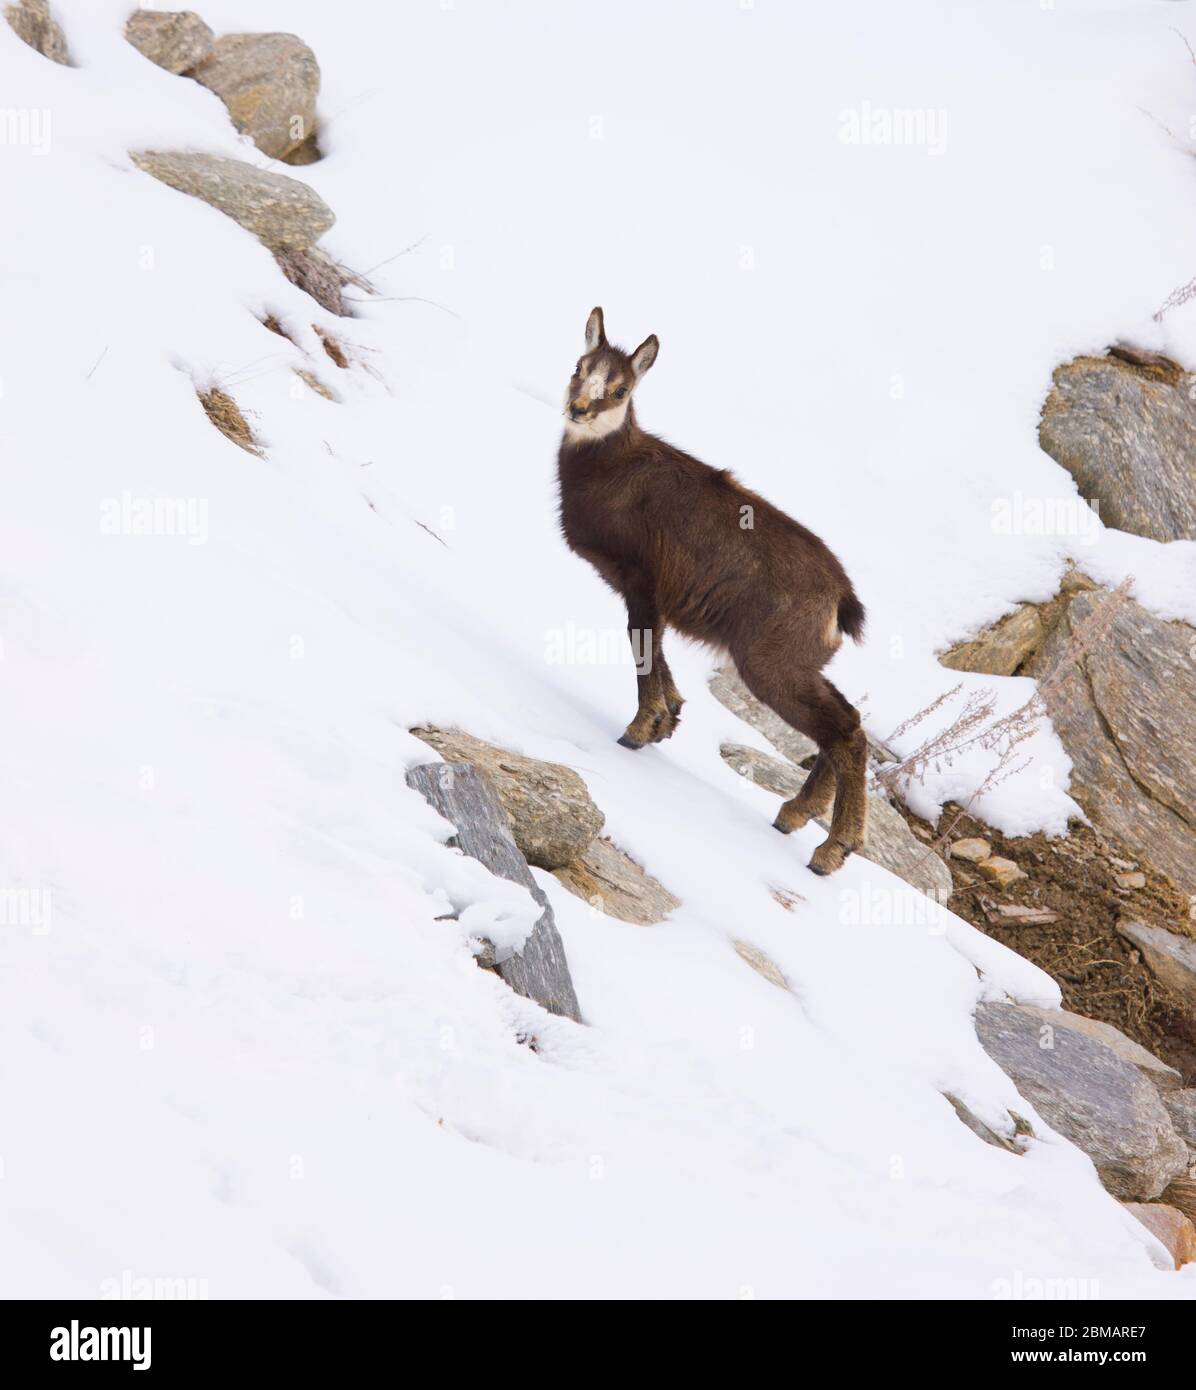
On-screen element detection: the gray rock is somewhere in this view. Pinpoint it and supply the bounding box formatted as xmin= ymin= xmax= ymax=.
xmin=975 ymin=1002 xmax=1188 ymax=1200
xmin=1039 ymin=353 xmax=1196 ymax=544
xmin=551 ymin=836 xmax=679 ymax=925
xmin=719 ymin=742 xmax=953 ymax=901
xmin=1161 ymin=1089 xmax=1196 ymax=1150
xmin=130 ymin=151 xmax=334 ymax=253
xmin=1016 ymin=1004 xmax=1182 ymax=1093
xmin=409 ymin=727 xmax=603 ymax=871
xmin=1032 ymin=590 xmax=1196 ymax=892
xmin=406 ymin=762 xmax=581 ymax=1023
xmin=191 ymin=33 xmax=320 ymax=161
xmin=124 ymin=9 xmax=213 ymax=73
xmin=1117 ymin=920 xmax=1196 ymax=1016
xmin=4 ymin=0 xmax=69 ymax=64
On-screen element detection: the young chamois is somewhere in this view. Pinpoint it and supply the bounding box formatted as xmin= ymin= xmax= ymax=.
xmin=557 ymin=307 xmax=868 ymax=876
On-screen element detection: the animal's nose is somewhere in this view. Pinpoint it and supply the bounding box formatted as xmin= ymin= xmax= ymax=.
xmin=569 ymin=404 xmax=585 ymax=420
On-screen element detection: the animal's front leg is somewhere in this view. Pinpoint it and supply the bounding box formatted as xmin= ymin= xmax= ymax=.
xmin=617 ymin=596 xmax=670 ymax=749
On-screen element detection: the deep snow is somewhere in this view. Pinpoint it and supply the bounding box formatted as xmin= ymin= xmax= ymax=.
xmin=1 ymin=0 xmax=1195 ymax=1297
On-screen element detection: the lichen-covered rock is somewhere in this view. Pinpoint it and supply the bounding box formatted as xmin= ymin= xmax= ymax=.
xmin=719 ymin=741 xmax=952 ymax=901
xmin=1039 ymin=352 xmax=1196 ymax=544
xmin=5 ymin=0 xmax=70 ymax=64
xmin=1031 ymin=590 xmax=1196 ymax=892
xmin=409 ymin=727 xmax=603 ymax=870
xmin=405 ymin=761 xmax=581 ymax=1022
xmin=124 ymin=9 xmax=213 ymax=73
xmin=551 ymin=836 xmax=678 ymax=925
xmin=130 ymin=151 xmax=334 ymax=252
xmin=191 ymin=33 xmax=320 ymax=161
xmin=975 ymin=1002 xmax=1188 ymax=1200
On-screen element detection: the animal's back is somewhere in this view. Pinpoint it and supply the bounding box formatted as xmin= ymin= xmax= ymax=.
xmin=562 ymin=430 xmax=860 ymax=650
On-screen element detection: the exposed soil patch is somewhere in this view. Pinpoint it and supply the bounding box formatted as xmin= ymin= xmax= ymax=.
xmin=898 ymin=801 xmax=1196 ymax=1081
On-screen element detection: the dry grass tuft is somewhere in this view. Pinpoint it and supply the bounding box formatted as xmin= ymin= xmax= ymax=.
xmin=292 ymin=368 xmax=337 ymax=402
xmin=315 ymin=328 xmax=350 ymax=369
xmin=274 ymin=248 xmax=365 ymax=317
xmin=198 ymin=387 xmax=259 ymax=454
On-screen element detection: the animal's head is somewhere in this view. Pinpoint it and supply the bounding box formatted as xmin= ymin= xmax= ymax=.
xmin=563 ymin=307 xmax=658 ymax=442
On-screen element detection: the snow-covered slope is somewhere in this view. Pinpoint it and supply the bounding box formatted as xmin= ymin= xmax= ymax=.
xmin=2 ymin=0 xmax=1195 ymax=1296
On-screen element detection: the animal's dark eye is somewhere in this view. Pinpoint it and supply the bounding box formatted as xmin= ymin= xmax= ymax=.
xmin=615 ymin=387 xmax=627 ymax=399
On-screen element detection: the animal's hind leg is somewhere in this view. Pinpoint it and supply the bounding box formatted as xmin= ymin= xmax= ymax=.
xmin=773 ymin=750 xmax=836 ymax=833
xmin=739 ymin=665 xmax=866 ymax=876
xmin=808 ymin=680 xmax=868 ymax=876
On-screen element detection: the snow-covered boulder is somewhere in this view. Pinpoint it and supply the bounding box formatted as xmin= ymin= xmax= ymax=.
xmin=976 ymin=1002 xmax=1188 ymax=1200
xmin=406 ymin=762 xmax=582 ymax=1023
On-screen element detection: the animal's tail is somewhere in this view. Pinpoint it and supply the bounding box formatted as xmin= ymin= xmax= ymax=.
xmin=837 ymin=589 xmax=866 ymax=643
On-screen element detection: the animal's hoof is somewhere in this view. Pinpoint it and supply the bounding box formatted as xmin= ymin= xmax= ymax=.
xmin=808 ymin=841 xmax=854 ymax=876
xmin=649 ymin=713 xmax=679 ymax=743
xmin=617 ymin=734 xmax=645 ymax=750
xmin=772 ymin=818 xmax=793 ymax=835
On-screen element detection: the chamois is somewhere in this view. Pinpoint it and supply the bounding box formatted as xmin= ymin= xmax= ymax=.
xmin=557 ymin=307 xmax=868 ymax=876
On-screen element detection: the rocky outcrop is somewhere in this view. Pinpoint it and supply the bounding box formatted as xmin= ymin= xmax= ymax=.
xmin=975 ymin=1002 xmax=1188 ymax=1200
xmin=191 ymin=33 xmax=321 ymax=162
xmin=1032 ymin=590 xmax=1196 ymax=893
xmin=942 ymin=578 xmax=1196 ymax=894
xmin=406 ymin=761 xmax=581 ymax=1022
xmin=1039 ymin=351 xmax=1196 ymax=544
xmin=124 ymin=9 xmax=213 ymax=73
xmin=4 ymin=0 xmax=69 ymax=64
xmin=719 ymin=741 xmax=952 ymax=901
xmin=409 ymin=727 xmax=603 ymax=870
xmin=551 ymin=836 xmax=679 ymax=925
xmin=130 ymin=151 xmax=334 ymax=253
xmin=1117 ymin=920 xmax=1196 ymax=1017
xmin=1121 ymin=1202 xmax=1196 ymax=1270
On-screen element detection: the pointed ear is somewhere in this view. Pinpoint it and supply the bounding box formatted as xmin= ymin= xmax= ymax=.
xmin=584 ymin=306 xmax=606 ymax=352
xmin=630 ymin=334 xmax=659 ymax=379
